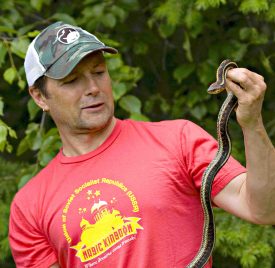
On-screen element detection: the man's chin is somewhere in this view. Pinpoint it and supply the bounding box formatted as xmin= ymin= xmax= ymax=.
xmin=77 ymin=116 xmax=114 ymax=133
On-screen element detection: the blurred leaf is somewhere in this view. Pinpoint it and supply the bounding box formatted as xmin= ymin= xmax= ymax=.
xmin=196 ymin=0 xmax=226 ymax=9
xmin=0 ymin=98 xmax=4 ymax=116
xmin=27 ymin=30 xmax=41 ymax=37
xmin=8 ymin=127 xmax=17 ymax=139
xmin=39 ymin=151 xmax=55 ymax=166
xmin=154 ymin=0 xmax=183 ymax=26
xmin=0 ymin=43 xmax=7 ymax=67
xmin=0 ymin=26 xmax=17 ymax=34
xmin=107 ymin=56 xmax=123 ymax=71
xmin=229 ymin=41 xmax=247 ymax=61
xmin=37 ymin=128 xmax=61 ymax=166
xmin=184 ymin=8 xmax=203 ymax=38
xmin=186 ymin=90 xmax=203 ymax=108
xmin=239 ymin=27 xmax=268 ymax=45
xmin=17 ymin=123 xmax=41 ymax=155
xmin=11 ymin=38 xmax=30 ymax=59
xmin=119 ymin=95 xmax=141 ymax=114
xmin=3 ymin=67 xmax=16 ymax=84
xmin=0 ymin=119 xmax=16 ymax=153
xmin=239 ymin=0 xmax=269 ymax=14
xmin=197 ymin=61 xmax=215 ymax=85
xmin=30 ymin=0 xmax=44 ymax=11
xmin=27 ymin=99 xmax=40 ymax=120
xmin=265 ymin=3 xmax=275 ymax=22
xmin=130 ymin=112 xmax=150 ymax=121
xmin=173 ymin=63 xmax=195 ymax=84
xmin=113 ymin=82 xmax=128 ymax=101
xmin=183 ymin=32 xmax=193 ymax=62
xmin=190 ymin=104 xmax=207 ymax=120
xmin=18 ymin=173 xmax=33 ymax=189
xmin=51 ymin=13 xmax=77 ymax=25
xmin=103 ymin=13 xmax=117 ymax=28
xmin=133 ymin=42 xmax=148 ymax=55
xmin=0 ymin=126 xmax=8 ymax=151
xmin=16 ymin=137 xmax=29 ymax=156
xmin=260 ymin=52 xmax=273 ymax=73
xmin=18 ymin=79 xmax=26 ymax=90
xmin=158 ymin=23 xmax=176 ymax=38
xmin=18 ymin=24 xmax=40 ymax=35
xmin=110 ymin=5 xmax=126 ymax=21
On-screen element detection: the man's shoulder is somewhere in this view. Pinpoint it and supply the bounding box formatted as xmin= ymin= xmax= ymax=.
xmin=119 ymin=119 xmax=198 ymax=147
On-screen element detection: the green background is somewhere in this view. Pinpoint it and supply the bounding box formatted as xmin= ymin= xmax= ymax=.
xmin=0 ymin=0 xmax=274 ymax=267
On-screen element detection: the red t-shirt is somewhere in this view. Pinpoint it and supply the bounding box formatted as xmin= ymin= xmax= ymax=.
xmin=9 ymin=119 xmax=246 ymax=268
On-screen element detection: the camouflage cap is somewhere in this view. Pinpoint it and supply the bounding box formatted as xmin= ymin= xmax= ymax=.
xmin=24 ymin=21 xmax=118 ymax=86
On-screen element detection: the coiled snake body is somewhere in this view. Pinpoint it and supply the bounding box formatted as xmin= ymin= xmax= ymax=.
xmin=186 ymin=60 xmax=238 ymax=268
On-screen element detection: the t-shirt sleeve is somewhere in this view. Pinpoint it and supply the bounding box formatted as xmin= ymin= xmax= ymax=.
xmin=181 ymin=120 xmax=247 ymax=198
xmin=9 ymin=197 xmax=57 ymax=268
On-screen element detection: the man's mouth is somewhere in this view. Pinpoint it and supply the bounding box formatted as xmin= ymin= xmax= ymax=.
xmin=82 ymin=103 xmax=104 ymax=110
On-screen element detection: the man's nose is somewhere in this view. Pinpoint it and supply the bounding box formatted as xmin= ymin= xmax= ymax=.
xmin=84 ymin=76 xmax=100 ymax=96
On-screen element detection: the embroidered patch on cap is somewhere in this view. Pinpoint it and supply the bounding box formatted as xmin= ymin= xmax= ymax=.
xmin=57 ymin=27 xmax=80 ymax=44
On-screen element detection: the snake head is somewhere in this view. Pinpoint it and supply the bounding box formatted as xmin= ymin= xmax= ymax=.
xmin=207 ymin=59 xmax=238 ymax=95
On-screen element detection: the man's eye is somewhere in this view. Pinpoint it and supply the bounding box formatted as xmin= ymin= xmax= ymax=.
xmin=95 ymin=70 xmax=105 ymax=75
xmin=64 ymin=77 xmax=77 ymax=84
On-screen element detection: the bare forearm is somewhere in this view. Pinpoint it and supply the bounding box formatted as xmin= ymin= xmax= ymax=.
xmin=243 ymin=118 xmax=275 ymax=224
xmin=215 ymin=65 xmax=275 ymax=224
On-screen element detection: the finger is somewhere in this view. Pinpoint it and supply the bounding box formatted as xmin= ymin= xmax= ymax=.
xmin=226 ymin=78 xmax=265 ymax=101
xmin=225 ymin=79 xmax=245 ymax=98
xmin=227 ymin=69 xmax=254 ymax=90
xmin=226 ymin=68 xmax=266 ymax=97
xmin=227 ymin=68 xmax=264 ymax=84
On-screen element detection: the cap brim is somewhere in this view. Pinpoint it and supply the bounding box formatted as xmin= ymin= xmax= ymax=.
xmin=45 ymin=42 xmax=118 ymax=80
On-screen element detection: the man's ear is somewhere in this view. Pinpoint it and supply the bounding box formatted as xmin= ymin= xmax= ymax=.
xmin=29 ymin=86 xmax=49 ymax=112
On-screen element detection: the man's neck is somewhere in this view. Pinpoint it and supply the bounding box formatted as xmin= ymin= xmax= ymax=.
xmin=59 ymin=117 xmax=116 ymax=157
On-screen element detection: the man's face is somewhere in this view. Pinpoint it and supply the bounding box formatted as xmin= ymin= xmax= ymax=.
xmin=42 ymin=51 xmax=115 ymax=136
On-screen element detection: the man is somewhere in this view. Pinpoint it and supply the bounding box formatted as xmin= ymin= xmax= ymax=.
xmin=9 ymin=21 xmax=275 ymax=268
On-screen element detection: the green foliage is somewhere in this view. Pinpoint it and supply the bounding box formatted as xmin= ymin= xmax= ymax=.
xmin=0 ymin=0 xmax=275 ymax=266
xmin=214 ymin=209 xmax=275 ymax=267
xmin=0 ymin=97 xmax=17 ymax=153
xmin=196 ymin=0 xmax=226 ymax=10
xmin=0 ymin=159 xmax=33 ymax=263
xmin=239 ymin=0 xmax=269 ymax=14
xmin=173 ymin=63 xmax=196 ymax=83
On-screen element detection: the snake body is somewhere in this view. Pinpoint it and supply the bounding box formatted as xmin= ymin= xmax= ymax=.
xmin=186 ymin=60 xmax=238 ymax=268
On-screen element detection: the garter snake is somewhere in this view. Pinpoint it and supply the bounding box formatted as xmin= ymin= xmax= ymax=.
xmin=186 ymin=59 xmax=238 ymax=268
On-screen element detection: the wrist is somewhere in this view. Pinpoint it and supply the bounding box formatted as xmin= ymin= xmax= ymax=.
xmin=239 ymin=116 xmax=264 ymax=132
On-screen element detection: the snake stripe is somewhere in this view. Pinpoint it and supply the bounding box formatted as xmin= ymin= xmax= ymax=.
xmin=186 ymin=60 xmax=238 ymax=268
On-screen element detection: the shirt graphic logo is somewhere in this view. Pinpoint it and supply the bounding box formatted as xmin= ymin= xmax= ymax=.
xmin=61 ymin=178 xmax=143 ymax=266
xmin=57 ymin=27 xmax=80 ymax=44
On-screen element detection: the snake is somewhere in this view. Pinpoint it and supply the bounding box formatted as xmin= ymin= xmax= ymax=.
xmin=186 ymin=59 xmax=238 ymax=268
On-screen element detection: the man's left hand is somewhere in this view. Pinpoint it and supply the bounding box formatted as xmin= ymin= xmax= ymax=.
xmin=226 ymin=68 xmax=266 ymax=129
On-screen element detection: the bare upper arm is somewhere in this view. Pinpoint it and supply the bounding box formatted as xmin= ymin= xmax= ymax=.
xmin=49 ymin=263 xmax=60 ymax=268
xmin=212 ymin=172 xmax=258 ymax=223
